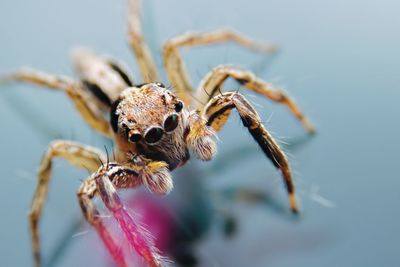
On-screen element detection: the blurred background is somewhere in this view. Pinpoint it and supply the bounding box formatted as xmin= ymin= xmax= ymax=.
xmin=0 ymin=0 xmax=399 ymax=266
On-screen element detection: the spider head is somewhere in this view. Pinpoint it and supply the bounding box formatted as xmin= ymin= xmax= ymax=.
xmin=110 ymin=83 xmax=189 ymax=169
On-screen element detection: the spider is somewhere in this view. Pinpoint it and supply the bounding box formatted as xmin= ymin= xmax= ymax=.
xmin=1 ymin=0 xmax=315 ymax=266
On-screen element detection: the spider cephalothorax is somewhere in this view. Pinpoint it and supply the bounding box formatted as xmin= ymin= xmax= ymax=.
xmin=111 ymin=83 xmax=216 ymax=174
xmin=1 ymin=0 xmax=315 ymax=266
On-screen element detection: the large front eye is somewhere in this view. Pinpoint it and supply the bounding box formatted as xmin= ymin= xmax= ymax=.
xmin=144 ymin=127 xmax=164 ymax=144
xmin=164 ymin=114 xmax=179 ymax=133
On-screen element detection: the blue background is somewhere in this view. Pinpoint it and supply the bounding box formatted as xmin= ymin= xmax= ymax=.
xmin=0 ymin=0 xmax=399 ymax=266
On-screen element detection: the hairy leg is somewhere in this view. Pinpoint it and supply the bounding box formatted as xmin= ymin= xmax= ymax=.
xmin=77 ymin=178 xmax=128 ymax=267
xmin=203 ymin=92 xmax=299 ymax=213
xmin=127 ymin=0 xmax=160 ymax=82
xmin=196 ymin=65 xmax=315 ymax=133
xmin=29 ymin=140 xmax=105 ymax=267
xmin=162 ymin=30 xmax=276 ymax=104
xmin=0 ymin=69 xmax=113 ymax=137
xmin=92 ymin=163 xmax=168 ymax=267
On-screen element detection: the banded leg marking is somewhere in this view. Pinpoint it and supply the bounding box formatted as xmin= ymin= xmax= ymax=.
xmin=203 ymin=92 xmax=299 ymax=212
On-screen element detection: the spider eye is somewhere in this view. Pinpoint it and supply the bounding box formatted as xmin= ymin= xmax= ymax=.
xmin=128 ymin=133 xmax=142 ymax=143
xmin=144 ymin=127 xmax=164 ymax=144
xmin=175 ymin=101 xmax=183 ymax=112
xmin=164 ymin=114 xmax=179 ymax=133
xmin=155 ymin=82 xmax=165 ymax=88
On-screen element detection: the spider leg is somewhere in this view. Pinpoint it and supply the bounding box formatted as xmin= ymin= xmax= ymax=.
xmin=0 ymin=68 xmax=113 ymax=137
xmin=29 ymin=140 xmax=105 ymax=267
xmin=77 ymin=179 xmax=128 ymax=267
xmin=162 ymin=30 xmax=277 ymax=104
xmin=203 ymin=92 xmax=299 ymax=213
xmin=196 ymin=65 xmax=315 ymax=134
xmin=92 ymin=163 xmax=168 ymax=267
xmin=127 ymin=0 xmax=160 ymax=82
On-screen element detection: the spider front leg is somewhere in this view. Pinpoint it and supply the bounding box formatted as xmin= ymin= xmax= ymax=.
xmin=29 ymin=140 xmax=106 ymax=267
xmin=203 ymin=92 xmax=299 ymax=213
xmin=196 ymin=65 xmax=315 ymax=134
xmin=163 ymin=30 xmax=277 ymax=104
xmin=90 ymin=163 xmax=168 ymax=267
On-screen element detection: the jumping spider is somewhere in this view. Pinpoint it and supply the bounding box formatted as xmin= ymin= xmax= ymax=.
xmin=1 ymin=0 xmax=315 ymax=266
